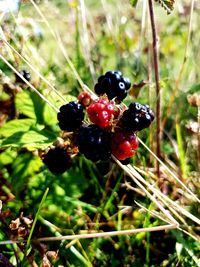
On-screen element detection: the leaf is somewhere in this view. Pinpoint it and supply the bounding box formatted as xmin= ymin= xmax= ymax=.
xmin=129 ymin=80 xmax=148 ymax=98
xmin=12 ymin=153 xmax=43 ymax=180
xmin=43 ymin=98 xmax=57 ymax=126
xmin=1 ymin=128 xmax=57 ymax=150
xmin=155 ymin=0 xmax=175 ymax=14
xmin=0 ymin=149 xmax=17 ymax=167
xmin=129 ymin=0 xmax=138 ymax=7
xmin=0 ymin=119 xmax=35 ymax=138
xmin=15 ymin=91 xmax=37 ymax=120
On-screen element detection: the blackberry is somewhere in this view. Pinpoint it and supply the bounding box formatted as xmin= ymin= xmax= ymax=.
xmin=15 ymin=70 xmax=31 ymax=84
xmin=120 ymin=102 xmax=155 ymax=131
xmin=94 ymin=70 xmax=131 ymax=102
xmin=57 ymin=101 xmax=85 ymax=131
xmin=75 ymin=124 xmax=111 ymax=162
xmin=43 ymin=147 xmax=72 ymax=174
xmin=120 ymin=158 xmax=131 ymax=165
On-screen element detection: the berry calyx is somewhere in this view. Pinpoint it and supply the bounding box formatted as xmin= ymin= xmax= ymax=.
xmin=57 ymin=101 xmax=85 ymax=131
xmin=111 ymin=128 xmax=139 ymax=161
xmin=75 ymin=124 xmax=111 ymax=162
xmin=94 ymin=70 xmax=131 ymax=103
xmin=87 ymin=98 xmax=114 ymax=128
xmin=120 ymin=102 xmax=155 ymax=131
xmin=43 ymin=147 xmax=72 ymax=174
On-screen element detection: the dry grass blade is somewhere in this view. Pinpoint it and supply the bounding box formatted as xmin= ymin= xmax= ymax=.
xmin=0 ymin=54 xmax=59 ymax=112
xmin=113 ymin=156 xmax=179 ymax=225
xmin=0 ymin=27 xmax=67 ymax=104
xmin=138 ymin=137 xmax=200 ymax=203
xmin=79 ymin=0 xmax=96 ymax=82
xmin=126 ymin=164 xmax=200 ymax=225
xmin=0 ymin=224 xmax=177 ymax=245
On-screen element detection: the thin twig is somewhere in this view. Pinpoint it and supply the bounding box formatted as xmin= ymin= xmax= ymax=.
xmin=148 ymin=0 xmax=161 ymax=178
xmin=0 ymin=224 xmax=177 ymax=245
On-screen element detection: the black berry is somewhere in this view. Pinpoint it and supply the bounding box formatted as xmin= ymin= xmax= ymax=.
xmin=43 ymin=147 xmax=72 ymax=174
xmin=120 ymin=102 xmax=155 ymax=131
xmin=15 ymin=70 xmax=31 ymax=84
xmin=120 ymin=158 xmax=131 ymax=165
xmin=94 ymin=70 xmax=131 ymax=102
xmin=75 ymin=124 xmax=111 ymax=162
xmin=57 ymin=101 xmax=85 ymax=131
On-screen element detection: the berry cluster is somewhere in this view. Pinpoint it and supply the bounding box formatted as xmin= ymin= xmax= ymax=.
xmin=75 ymin=124 xmax=111 ymax=162
xmin=57 ymin=101 xmax=84 ymax=131
xmin=94 ymin=70 xmax=131 ymax=103
xmin=42 ymin=70 xmax=154 ymax=174
xmin=87 ymin=99 xmax=114 ymax=128
xmin=43 ymin=147 xmax=72 ymax=174
xmin=111 ymin=129 xmax=138 ymax=161
xmin=120 ymin=102 xmax=155 ymax=131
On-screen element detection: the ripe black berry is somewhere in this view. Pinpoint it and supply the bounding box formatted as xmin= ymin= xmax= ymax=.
xmin=75 ymin=124 xmax=111 ymax=162
xmin=120 ymin=102 xmax=155 ymax=131
xmin=120 ymin=158 xmax=131 ymax=165
xmin=43 ymin=147 xmax=72 ymax=174
xmin=57 ymin=101 xmax=85 ymax=131
xmin=15 ymin=70 xmax=31 ymax=83
xmin=94 ymin=70 xmax=131 ymax=102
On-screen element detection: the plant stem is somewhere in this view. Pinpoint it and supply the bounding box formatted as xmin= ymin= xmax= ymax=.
xmin=148 ymin=0 xmax=161 ymax=178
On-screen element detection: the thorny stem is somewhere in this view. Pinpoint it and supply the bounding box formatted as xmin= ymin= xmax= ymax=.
xmin=148 ymin=0 xmax=161 ymax=179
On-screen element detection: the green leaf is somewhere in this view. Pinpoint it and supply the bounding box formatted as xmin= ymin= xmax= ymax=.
xmin=0 ymin=149 xmax=17 ymax=167
xmin=188 ymin=83 xmax=200 ymax=94
xmin=1 ymin=128 xmax=57 ymax=150
xmin=43 ymin=98 xmax=57 ymax=126
xmin=12 ymin=153 xmax=43 ymax=180
xmin=129 ymin=0 xmax=138 ymax=7
xmin=0 ymin=119 xmax=35 ymax=138
xmin=15 ymin=90 xmax=37 ymax=120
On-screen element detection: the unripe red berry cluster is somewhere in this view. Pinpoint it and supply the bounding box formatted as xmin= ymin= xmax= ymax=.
xmin=43 ymin=70 xmax=155 ymax=174
xmin=87 ymin=99 xmax=115 ymax=128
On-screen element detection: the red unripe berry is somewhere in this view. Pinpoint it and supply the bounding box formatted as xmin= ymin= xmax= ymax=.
xmin=78 ymin=91 xmax=92 ymax=107
xmin=87 ymin=98 xmax=114 ymax=128
xmin=111 ymin=128 xmax=138 ymax=160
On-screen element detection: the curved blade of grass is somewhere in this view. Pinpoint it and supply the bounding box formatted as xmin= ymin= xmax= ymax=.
xmin=21 ymin=188 xmax=49 ymax=266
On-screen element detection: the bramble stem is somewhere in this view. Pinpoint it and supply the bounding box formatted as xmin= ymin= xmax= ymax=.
xmin=148 ymin=0 xmax=161 ymax=178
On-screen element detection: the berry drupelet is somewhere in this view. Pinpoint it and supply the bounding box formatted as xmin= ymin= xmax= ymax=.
xmin=43 ymin=147 xmax=72 ymax=174
xmin=15 ymin=70 xmax=31 ymax=84
xmin=120 ymin=102 xmax=155 ymax=131
xmin=57 ymin=101 xmax=85 ymax=131
xmin=75 ymin=124 xmax=111 ymax=162
xmin=94 ymin=70 xmax=131 ymax=103
xmin=87 ymin=98 xmax=114 ymax=128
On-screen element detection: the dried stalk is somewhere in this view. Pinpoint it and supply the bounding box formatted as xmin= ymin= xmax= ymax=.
xmin=148 ymin=0 xmax=161 ymax=178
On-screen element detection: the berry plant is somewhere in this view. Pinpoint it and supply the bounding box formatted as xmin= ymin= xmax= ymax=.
xmin=0 ymin=1 xmax=200 ymax=267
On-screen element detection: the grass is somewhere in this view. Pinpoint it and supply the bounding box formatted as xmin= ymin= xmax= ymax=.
xmin=0 ymin=0 xmax=200 ymax=266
